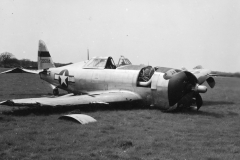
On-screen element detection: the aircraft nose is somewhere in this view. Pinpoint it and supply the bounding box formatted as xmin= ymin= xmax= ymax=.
xmin=168 ymin=71 xmax=198 ymax=106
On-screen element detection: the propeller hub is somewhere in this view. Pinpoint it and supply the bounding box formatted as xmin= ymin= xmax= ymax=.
xmin=192 ymin=84 xmax=207 ymax=93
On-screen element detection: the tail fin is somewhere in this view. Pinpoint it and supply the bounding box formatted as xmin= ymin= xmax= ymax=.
xmin=38 ymin=40 xmax=55 ymax=70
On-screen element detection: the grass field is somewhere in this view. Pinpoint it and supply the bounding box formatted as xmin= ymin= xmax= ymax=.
xmin=0 ymin=68 xmax=240 ymax=160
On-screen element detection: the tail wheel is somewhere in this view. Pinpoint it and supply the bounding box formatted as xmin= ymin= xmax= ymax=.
xmin=53 ymin=88 xmax=59 ymax=96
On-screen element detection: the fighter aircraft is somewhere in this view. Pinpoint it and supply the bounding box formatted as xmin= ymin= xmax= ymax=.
xmin=0 ymin=40 xmax=214 ymax=112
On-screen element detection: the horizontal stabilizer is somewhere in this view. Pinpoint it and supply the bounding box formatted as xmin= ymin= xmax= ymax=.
xmin=0 ymin=67 xmax=40 ymax=74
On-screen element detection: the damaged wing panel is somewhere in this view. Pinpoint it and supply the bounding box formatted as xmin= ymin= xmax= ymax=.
xmin=59 ymin=114 xmax=97 ymax=124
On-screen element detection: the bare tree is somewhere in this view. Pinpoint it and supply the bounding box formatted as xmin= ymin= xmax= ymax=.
xmin=0 ymin=52 xmax=15 ymax=67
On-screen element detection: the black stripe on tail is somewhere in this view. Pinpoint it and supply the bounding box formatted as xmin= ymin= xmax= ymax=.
xmin=38 ymin=51 xmax=51 ymax=57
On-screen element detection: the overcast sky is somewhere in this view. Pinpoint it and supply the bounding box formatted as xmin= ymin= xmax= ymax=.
xmin=0 ymin=0 xmax=240 ymax=72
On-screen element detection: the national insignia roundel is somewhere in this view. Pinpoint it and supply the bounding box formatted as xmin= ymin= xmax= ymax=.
xmin=58 ymin=69 xmax=69 ymax=87
xmin=54 ymin=69 xmax=75 ymax=88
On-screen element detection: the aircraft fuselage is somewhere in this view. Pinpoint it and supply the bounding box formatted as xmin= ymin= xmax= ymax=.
xmin=40 ymin=62 xmax=171 ymax=110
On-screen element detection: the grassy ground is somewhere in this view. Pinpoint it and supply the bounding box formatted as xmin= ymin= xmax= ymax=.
xmin=0 ymin=68 xmax=240 ymax=160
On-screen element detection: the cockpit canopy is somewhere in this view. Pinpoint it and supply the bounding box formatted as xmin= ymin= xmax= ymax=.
xmin=116 ymin=55 xmax=132 ymax=67
xmin=83 ymin=56 xmax=116 ymax=69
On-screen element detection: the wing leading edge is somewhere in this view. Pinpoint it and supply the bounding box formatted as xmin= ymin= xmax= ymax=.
xmin=0 ymin=90 xmax=142 ymax=107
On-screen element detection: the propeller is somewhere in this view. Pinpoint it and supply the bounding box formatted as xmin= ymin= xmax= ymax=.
xmin=194 ymin=93 xmax=203 ymax=110
xmin=168 ymin=71 xmax=197 ymax=106
xmin=206 ymin=77 xmax=215 ymax=88
xmin=168 ymin=71 xmax=207 ymax=110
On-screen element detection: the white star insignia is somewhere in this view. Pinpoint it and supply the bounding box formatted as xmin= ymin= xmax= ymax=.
xmin=59 ymin=71 xmax=68 ymax=86
xmin=54 ymin=70 xmax=75 ymax=87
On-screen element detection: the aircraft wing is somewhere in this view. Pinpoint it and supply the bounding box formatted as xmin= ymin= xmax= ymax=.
xmin=0 ymin=67 xmax=40 ymax=74
xmin=0 ymin=90 xmax=142 ymax=107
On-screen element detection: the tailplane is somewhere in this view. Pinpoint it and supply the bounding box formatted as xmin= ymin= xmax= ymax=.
xmin=38 ymin=40 xmax=55 ymax=70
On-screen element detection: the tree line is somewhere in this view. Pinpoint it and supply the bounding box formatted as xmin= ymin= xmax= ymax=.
xmin=0 ymin=52 xmax=71 ymax=69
